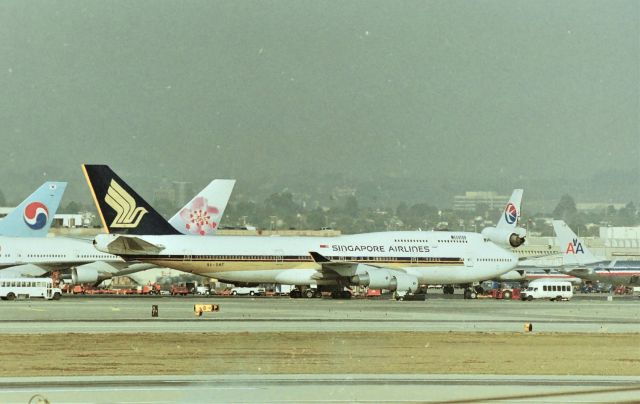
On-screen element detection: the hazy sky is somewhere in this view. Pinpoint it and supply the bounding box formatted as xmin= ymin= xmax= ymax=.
xmin=1 ymin=0 xmax=638 ymax=208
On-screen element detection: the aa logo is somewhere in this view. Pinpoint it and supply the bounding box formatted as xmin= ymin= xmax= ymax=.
xmin=565 ymin=238 xmax=584 ymax=254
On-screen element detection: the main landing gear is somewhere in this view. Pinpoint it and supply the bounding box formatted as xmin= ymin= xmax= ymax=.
xmin=463 ymin=288 xmax=478 ymax=299
xmin=330 ymin=290 xmax=352 ymax=299
xmin=444 ymin=284 xmax=479 ymax=299
xmin=289 ymin=288 xmax=322 ymax=299
xmin=288 ymin=285 xmax=353 ymax=299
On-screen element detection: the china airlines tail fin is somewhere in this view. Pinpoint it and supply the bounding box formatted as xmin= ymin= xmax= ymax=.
xmin=496 ymin=189 xmax=523 ymax=229
xmin=0 ymin=182 xmax=67 ymax=237
xmin=552 ymin=220 xmax=601 ymax=265
xmin=169 ymin=179 xmax=235 ymax=235
xmin=82 ymin=164 xmax=180 ymax=235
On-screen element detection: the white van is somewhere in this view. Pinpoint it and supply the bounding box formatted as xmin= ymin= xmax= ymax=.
xmin=521 ymin=280 xmax=573 ymax=301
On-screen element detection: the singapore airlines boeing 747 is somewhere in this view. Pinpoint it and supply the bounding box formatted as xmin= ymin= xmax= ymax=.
xmin=84 ymin=165 xmax=519 ymax=298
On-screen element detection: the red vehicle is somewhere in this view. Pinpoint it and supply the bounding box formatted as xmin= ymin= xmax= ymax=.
xmin=366 ymin=289 xmax=382 ymax=297
xmin=614 ymin=285 xmax=632 ymax=295
xmin=140 ymin=283 xmax=162 ymax=295
xmin=492 ymin=288 xmax=521 ymax=300
xmin=170 ymin=285 xmax=189 ymax=296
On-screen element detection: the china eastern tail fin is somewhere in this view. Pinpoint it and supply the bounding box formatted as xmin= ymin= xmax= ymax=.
xmin=169 ymin=179 xmax=235 ymax=235
xmin=82 ymin=164 xmax=180 ymax=235
xmin=496 ymin=189 xmax=523 ymax=229
xmin=552 ymin=220 xmax=601 ymax=265
xmin=481 ymin=189 xmax=526 ymax=248
xmin=0 ymin=182 xmax=67 ymax=237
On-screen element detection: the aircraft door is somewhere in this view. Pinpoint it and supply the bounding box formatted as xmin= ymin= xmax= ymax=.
xmin=465 ymin=258 xmax=474 ymax=268
xmin=183 ymin=250 xmax=193 ymax=262
xmin=275 ymin=249 xmax=284 ymax=265
xmin=14 ymin=246 xmax=23 ymax=264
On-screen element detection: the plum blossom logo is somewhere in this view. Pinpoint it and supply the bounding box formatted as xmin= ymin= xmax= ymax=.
xmin=179 ymin=197 xmax=220 ymax=235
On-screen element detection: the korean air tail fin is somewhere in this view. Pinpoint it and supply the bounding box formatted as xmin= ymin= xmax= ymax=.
xmin=82 ymin=164 xmax=180 ymax=235
xmin=496 ymin=189 xmax=523 ymax=229
xmin=0 ymin=182 xmax=67 ymax=237
xmin=169 ymin=179 xmax=235 ymax=235
xmin=552 ymin=220 xmax=601 ymax=265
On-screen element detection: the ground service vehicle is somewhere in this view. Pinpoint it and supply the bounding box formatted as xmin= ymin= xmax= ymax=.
xmin=230 ymin=286 xmax=265 ymax=296
xmin=170 ymin=285 xmax=189 ymax=296
xmin=521 ymin=280 xmax=573 ymax=301
xmin=139 ymin=284 xmax=161 ymax=295
xmin=0 ymin=278 xmax=61 ymax=300
xmin=195 ymin=285 xmax=212 ymax=295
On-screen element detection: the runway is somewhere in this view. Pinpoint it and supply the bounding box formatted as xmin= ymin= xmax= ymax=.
xmin=0 ymin=374 xmax=639 ymax=403
xmin=1 ymin=294 xmax=639 ymax=333
xmin=1 ymin=295 xmax=638 ymax=403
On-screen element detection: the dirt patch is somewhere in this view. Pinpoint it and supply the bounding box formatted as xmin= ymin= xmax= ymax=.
xmin=2 ymin=332 xmax=639 ymax=376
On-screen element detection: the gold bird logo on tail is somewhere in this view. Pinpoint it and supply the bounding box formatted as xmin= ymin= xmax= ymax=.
xmin=105 ymin=180 xmax=148 ymax=228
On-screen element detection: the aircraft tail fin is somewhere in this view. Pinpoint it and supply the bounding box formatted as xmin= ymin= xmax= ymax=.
xmin=169 ymin=179 xmax=235 ymax=235
xmin=82 ymin=164 xmax=180 ymax=235
xmin=552 ymin=220 xmax=600 ymax=265
xmin=0 ymin=182 xmax=67 ymax=237
xmin=496 ymin=189 xmax=523 ymax=229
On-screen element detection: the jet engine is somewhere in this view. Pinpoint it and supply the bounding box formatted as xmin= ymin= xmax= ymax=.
xmin=351 ymin=267 xmax=419 ymax=293
xmin=481 ymin=226 xmax=526 ymax=248
xmin=351 ymin=269 xmax=393 ymax=290
xmin=389 ymin=273 xmax=419 ymax=293
xmin=71 ymin=267 xmax=101 ymax=284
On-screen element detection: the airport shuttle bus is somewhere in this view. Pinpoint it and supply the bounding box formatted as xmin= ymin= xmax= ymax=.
xmin=521 ymin=279 xmax=573 ymax=301
xmin=0 ymin=278 xmax=62 ymax=301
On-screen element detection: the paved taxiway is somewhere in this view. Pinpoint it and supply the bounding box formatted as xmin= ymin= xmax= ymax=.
xmin=1 ymin=295 xmax=638 ymax=403
xmin=1 ymin=294 xmax=639 ymax=333
xmin=1 ymin=374 xmax=639 ymax=403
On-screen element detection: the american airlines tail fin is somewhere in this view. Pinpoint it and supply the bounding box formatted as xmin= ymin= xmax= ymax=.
xmin=0 ymin=182 xmax=67 ymax=237
xmin=552 ymin=220 xmax=601 ymax=265
xmin=82 ymin=165 xmax=180 ymax=235
xmin=169 ymin=179 xmax=235 ymax=235
xmin=496 ymin=189 xmax=523 ymax=229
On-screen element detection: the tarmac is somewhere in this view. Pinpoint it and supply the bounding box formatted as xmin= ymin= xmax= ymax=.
xmin=0 ymin=293 xmax=638 ymax=403
xmin=0 ymin=293 xmax=638 ymax=333
xmin=1 ymin=374 xmax=639 ymax=403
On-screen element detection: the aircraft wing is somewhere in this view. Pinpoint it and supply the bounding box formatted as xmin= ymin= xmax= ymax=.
xmin=0 ymin=264 xmax=50 ymax=277
xmin=309 ymin=251 xmax=399 ymax=277
xmin=560 ymin=266 xmax=597 ymax=277
xmin=308 ymin=251 xmax=420 ymax=293
xmin=518 ymin=252 xmax=562 ymax=261
xmin=309 ymin=251 xmax=359 ymax=277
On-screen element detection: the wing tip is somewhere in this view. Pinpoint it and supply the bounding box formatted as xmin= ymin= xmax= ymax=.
xmin=309 ymin=251 xmax=331 ymax=263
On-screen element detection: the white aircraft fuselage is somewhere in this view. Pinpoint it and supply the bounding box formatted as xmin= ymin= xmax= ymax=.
xmin=94 ymin=231 xmax=518 ymax=286
xmin=0 ymin=236 xmax=119 ymax=269
xmin=0 ymin=236 xmax=156 ymax=283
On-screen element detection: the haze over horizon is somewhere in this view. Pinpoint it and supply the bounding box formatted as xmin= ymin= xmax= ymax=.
xmin=1 ymin=1 xmax=638 ymax=212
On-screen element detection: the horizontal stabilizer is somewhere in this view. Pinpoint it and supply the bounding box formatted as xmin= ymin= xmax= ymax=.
xmin=106 ymin=236 xmax=165 ymax=256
